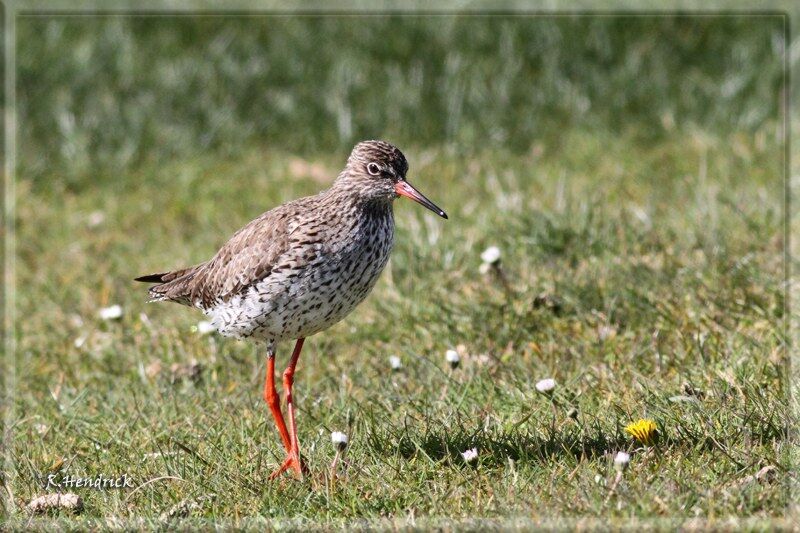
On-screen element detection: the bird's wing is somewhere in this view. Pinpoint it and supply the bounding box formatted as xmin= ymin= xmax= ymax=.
xmin=137 ymin=193 xmax=331 ymax=307
xmin=185 ymin=205 xmax=295 ymax=307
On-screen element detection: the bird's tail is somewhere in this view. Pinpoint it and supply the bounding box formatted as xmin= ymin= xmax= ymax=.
xmin=135 ymin=264 xmax=203 ymax=304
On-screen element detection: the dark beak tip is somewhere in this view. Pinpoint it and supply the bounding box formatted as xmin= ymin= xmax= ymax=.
xmin=396 ymin=179 xmax=447 ymax=220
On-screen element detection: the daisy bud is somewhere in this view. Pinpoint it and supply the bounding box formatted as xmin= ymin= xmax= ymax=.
xmin=535 ymin=378 xmax=556 ymax=394
xmin=614 ymin=451 xmax=630 ymax=472
xmin=331 ymin=431 xmax=348 ymax=451
xmin=98 ymin=304 xmax=123 ymax=321
xmin=445 ymin=349 xmax=460 ymax=369
xmin=480 ymin=246 xmax=501 ymax=265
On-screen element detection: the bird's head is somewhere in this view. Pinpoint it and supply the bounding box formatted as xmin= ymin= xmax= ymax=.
xmin=336 ymin=140 xmax=447 ymax=219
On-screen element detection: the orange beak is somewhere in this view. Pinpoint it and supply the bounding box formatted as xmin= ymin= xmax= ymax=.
xmin=395 ymin=180 xmax=448 ymax=219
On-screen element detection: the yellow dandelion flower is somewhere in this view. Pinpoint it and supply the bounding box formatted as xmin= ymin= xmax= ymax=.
xmin=625 ymin=419 xmax=658 ymax=446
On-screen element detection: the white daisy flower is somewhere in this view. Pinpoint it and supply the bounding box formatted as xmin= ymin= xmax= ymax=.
xmin=445 ymin=349 xmax=461 ymax=369
xmin=535 ymin=378 xmax=556 ymax=394
xmin=98 ymin=304 xmax=123 ymax=321
xmin=331 ymin=431 xmax=348 ymax=451
xmin=461 ymin=447 xmax=478 ymax=463
xmin=614 ymin=451 xmax=630 ymax=471
xmin=480 ymin=246 xmax=501 ymax=265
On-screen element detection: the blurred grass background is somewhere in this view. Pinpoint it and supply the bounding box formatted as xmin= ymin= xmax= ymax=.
xmin=9 ymin=12 xmax=791 ymax=526
xmin=18 ymin=15 xmax=785 ymax=186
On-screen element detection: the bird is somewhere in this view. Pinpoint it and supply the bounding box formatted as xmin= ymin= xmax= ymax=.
xmin=135 ymin=140 xmax=447 ymax=480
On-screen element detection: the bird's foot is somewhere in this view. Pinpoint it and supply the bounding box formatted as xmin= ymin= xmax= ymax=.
xmin=268 ymin=453 xmax=307 ymax=480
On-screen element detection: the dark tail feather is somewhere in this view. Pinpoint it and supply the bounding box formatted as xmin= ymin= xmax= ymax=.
xmin=135 ymin=264 xmax=202 ymax=285
xmin=135 ymin=273 xmax=169 ymax=283
xmin=135 ymin=264 xmax=204 ymax=305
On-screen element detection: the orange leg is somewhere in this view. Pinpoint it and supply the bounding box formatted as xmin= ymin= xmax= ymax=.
xmin=269 ymin=338 xmax=306 ymax=480
xmin=263 ymin=349 xmax=292 ymax=453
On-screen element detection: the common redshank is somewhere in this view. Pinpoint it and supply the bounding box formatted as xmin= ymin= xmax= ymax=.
xmin=136 ymin=140 xmax=447 ymax=479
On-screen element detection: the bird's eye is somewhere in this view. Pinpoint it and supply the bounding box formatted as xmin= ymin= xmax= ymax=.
xmin=367 ymin=162 xmax=381 ymax=176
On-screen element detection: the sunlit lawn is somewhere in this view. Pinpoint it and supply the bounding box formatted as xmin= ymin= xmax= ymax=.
xmin=7 ymin=128 xmax=789 ymax=527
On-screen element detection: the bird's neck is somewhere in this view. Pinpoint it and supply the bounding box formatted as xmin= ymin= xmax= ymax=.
xmin=326 ymin=177 xmax=394 ymax=218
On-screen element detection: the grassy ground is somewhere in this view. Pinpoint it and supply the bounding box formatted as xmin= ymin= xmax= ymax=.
xmin=5 ymin=127 xmax=790 ymax=527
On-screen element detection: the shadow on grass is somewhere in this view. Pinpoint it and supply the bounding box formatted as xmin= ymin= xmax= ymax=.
xmin=367 ymin=422 xmax=630 ymax=468
xmin=368 ymin=421 xmax=786 ymax=471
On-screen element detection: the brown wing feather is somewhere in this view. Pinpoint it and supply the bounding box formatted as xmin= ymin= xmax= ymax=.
xmin=137 ymin=194 xmax=326 ymax=308
xmin=186 ymin=206 xmax=292 ymax=307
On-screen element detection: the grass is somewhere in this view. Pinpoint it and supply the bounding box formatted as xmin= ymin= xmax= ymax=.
xmin=4 ymin=125 xmax=790 ymax=528
xmin=18 ymin=15 xmax=784 ymax=185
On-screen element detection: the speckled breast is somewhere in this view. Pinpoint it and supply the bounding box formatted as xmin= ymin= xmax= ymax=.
xmin=208 ymin=210 xmax=395 ymax=342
